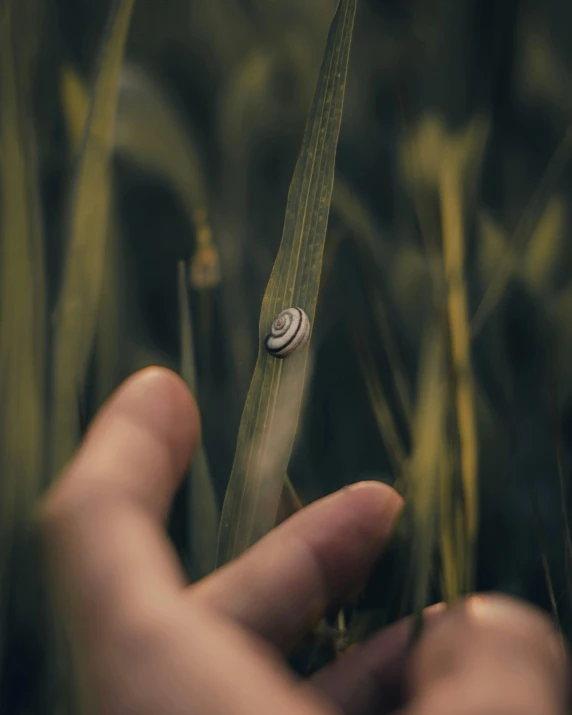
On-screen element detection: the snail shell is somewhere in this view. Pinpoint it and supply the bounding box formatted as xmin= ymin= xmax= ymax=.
xmin=265 ymin=307 xmax=310 ymax=358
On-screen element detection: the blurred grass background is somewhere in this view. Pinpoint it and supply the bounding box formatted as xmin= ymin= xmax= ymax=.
xmin=3 ymin=0 xmax=572 ymax=711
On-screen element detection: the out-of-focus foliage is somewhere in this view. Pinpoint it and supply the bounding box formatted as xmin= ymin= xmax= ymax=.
xmin=3 ymin=0 xmax=572 ymax=710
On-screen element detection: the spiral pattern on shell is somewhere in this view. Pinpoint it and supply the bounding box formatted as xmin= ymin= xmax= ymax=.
xmin=265 ymin=307 xmax=310 ymax=358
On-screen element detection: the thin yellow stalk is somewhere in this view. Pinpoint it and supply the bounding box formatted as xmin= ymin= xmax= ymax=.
xmin=439 ymin=146 xmax=479 ymax=594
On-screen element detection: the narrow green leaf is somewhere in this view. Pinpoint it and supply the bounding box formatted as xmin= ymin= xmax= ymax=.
xmin=439 ymin=138 xmax=479 ymax=595
xmin=50 ymin=0 xmax=136 ymax=478
xmin=276 ymin=474 xmax=303 ymax=526
xmin=408 ymin=329 xmax=446 ymax=622
xmin=217 ymin=0 xmax=357 ymax=566
xmin=58 ymin=63 xmax=143 ymax=407
xmin=178 ymin=262 xmax=219 ymax=580
xmin=93 ymin=210 xmax=125 ymax=407
xmin=0 ymin=0 xmax=46 ymax=686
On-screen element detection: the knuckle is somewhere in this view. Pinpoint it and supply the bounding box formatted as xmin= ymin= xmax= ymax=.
xmin=37 ymin=483 xmax=73 ymax=535
xmin=38 ymin=471 xmax=114 ymax=541
xmin=39 ymin=482 xmax=80 ymax=534
xmin=111 ymin=603 xmax=172 ymax=657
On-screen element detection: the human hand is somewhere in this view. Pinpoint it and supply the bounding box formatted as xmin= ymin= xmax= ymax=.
xmin=40 ymin=367 xmax=570 ymax=715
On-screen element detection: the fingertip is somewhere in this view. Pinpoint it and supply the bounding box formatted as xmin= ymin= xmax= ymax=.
xmin=408 ymin=592 xmax=569 ymax=702
xmin=45 ymin=367 xmax=202 ymax=527
xmin=340 ymin=480 xmax=404 ymax=541
xmin=97 ymin=366 xmax=201 ymax=475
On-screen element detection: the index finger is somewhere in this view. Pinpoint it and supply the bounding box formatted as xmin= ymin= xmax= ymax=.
xmin=39 ymin=368 xmax=199 ymax=649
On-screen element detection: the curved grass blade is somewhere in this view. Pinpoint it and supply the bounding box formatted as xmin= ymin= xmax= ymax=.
xmin=116 ymin=64 xmax=210 ymax=229
xmin=50 ymin=0 xmax=135 ymax=478
xmin=178 ymin=262 xmax=219 ymax=580
xmin=216 ymin=0 xmax=357 ymax=566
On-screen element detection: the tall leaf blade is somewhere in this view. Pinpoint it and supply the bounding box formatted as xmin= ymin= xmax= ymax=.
xmin=50 ymin=0 xmax=135 ymax=478
xmin=178 ymin=262 xmax=219 ymax=580
xmin=0 ymin=0 xmax=46 ymax=690
xmin=217 ymin=0 xmax=357 ymax=566
xmin=409 ymin=330 xmax=446 ymax=623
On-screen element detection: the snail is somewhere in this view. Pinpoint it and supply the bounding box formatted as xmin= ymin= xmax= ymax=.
xmin=265 ymin=307 xmax=310 ymax=358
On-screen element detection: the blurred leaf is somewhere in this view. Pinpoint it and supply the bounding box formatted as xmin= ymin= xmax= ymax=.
xmin=521 ymin=195 xmax=567 ymax=293
xmin=439 ymin=124 xmax=482 ymax=594
xmin=0 ymin=0 xmax=47 ymax=510
xmin=60 ymin=64 xmax=90 ymax=151
xmin=178 ymin=262 xmax=219 ymax=580
xmin=116 ymin=64 xmax=209 ymax=230
xmin=399 ymin=114 xmax=447 ymax=190
xmin=472 ymin=128 xmax=572 ymax=337
xmin=548 ymin=285 xmax=572 ymax=404
xmin=189 ymin=0 xmax=251 ymax=70
xmin=62 ymin=60 xmax=211 ymax=238
xmin=516 ymin=14 xmax=572 ymax=121
xmin=475 ymin=210 xmax=509 ymax=287
xmin=388 ymin=241 xmax=431 ymax=341
xmin=218 ymin=50 xmax=277 ymax=175
xmin=401 ymin=113 xmax=489 ymax=263
xmin=60 ymin=63 xmax=131 ymax=408
xmin=0 ymin=0 xmax=46 ymax=704
xmin=275 ymin=474 xmax=303 ymax=526
xmin=408 ymin=330 xmax=446 ymax=620
xmin=93 ymin=212 xmax=126 ymax=407
xmin=333 ymin=173 xmax=412 ymax=426
xmin=342 ymin=303 xmax=406 ymax=475
xmin=215 ymin=50 xmax=296 ymax=388
xmin=50 ymin=0 xmax=136 ymax=478
xmin=216 ymin=0 xmax=357 ymax=566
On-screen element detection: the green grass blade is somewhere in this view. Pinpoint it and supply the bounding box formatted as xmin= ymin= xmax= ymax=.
xmin=216 ymin=0 xmax=357 ymax=566
xmin=178 ymin=262 xmax=219 ymax=580
xmin=276 ymin=474 xmax=303 ymax=526
xmin=60 ymin=63 xmax=89 ymax=153
xmin=439 ymin=138 xmax=479 ymax=594
xmin=59 ymin=63 xmax=140 ymax=407
xmin=93 ymin=210 xmax=125 ymax=406
xmin=408 ymin=330 xmax=447 ymax=623
xmin=0 ymin=0 xmax=47 ymax=688
xmin=50 ymin=0 xmax=135 ymax=478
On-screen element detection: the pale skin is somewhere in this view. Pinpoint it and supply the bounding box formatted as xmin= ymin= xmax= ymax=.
xmin=40 ymin=367 xmax=570 ymax=715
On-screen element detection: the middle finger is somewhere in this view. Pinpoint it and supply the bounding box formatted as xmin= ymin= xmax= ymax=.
xmin=190 ymin=482 xmax=403 ymax=651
